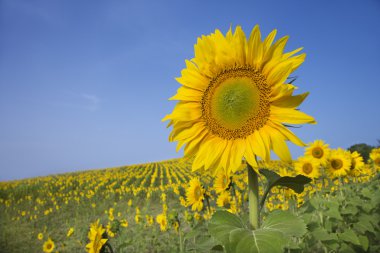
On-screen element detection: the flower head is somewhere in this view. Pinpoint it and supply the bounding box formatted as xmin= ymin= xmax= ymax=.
xmin=186 ymin=178 xmax=205 ymax=211
xmin=42 ymin=238 xmax=55 ymax=253
xmin=86 ymin=220 xmax=107 ymax=253
xmin=163 ymin=25 xmax=315 ymax=175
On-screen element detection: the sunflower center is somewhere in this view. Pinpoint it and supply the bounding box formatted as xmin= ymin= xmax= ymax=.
xmin=331 ymin=159 xmax=343 ymax=170
xmin=375 ymin=157 xmax=380 ymax=166
xmin=194 ymin=186 xmax=202 ymax=200
xmin=302 ymin=163 xmax=313 ymax=174
xmin=312 ymin=147 xmax=324 ymax=159
xmin=47 ymin=243 xmax=52 ymax=249
xmin=201 ymin=66 xmax=270 ymax=139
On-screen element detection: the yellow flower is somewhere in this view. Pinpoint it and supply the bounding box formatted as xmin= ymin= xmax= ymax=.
xmin=370 ymin=148 xmax=380 ymax=171
xmin=163 ymin=25 xmax=315 ymax=175
xmin=294 ymin=156 xmax=321 ymax=178
xmin=179 ymin=196 xmax=188 ymax=207
xmin=43 ymin=238 xmax=55 ymax=253
xmin=86 ymin=220 xmax=107 ymax=253
xmin=304 ymin=140 xmax=330 ymax=166
xmin=216 ymin=191 xmax=231 ymax=208
xmin=156 ymin=213 xmax=168 ymax=231
xmin=38 ymin=232 xmax=44 ymax=240
xmin=67 ymin=227 xmax=74 ymax=237
xmin=214 ymin=170 xmax=231 ymax=193
xmin=327 ymin=149 xmax=351 ymax=178
xmin=121 ymin=219 xmax=129 ymax=227
xmin=186 ymin=178 xmax=205 ymax=211
xmin=348 ymin=151 xmax=364 ymax=177
xmin=173 ymin=221 xmax=180 ymax=233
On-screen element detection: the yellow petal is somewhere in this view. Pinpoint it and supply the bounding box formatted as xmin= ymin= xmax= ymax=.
xmin=230 ymin=139 xmax=246 ymax=172
xmin=269 ymin=130 xmax=292 ymax=162
xmin=271 ymin=92 xmax=309 ymax=108
xmin=247 ymin=25 xmax=263 ymax=69
xmin=270 ymin=106 xmax=316 ymax=125
xmin=267 ymin=120 xmax=305 ymax=147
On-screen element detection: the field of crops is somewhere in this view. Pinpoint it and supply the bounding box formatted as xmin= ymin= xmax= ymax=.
xmin=0 ymin=149 xmax=380 ymax=253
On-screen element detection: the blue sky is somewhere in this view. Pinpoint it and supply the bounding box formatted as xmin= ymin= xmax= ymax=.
xmin=1 ymin=0 xmax=379 ymax=181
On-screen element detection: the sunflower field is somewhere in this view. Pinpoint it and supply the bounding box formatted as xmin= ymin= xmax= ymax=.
xmin=1 ymin=144 xmax=380 ymax=253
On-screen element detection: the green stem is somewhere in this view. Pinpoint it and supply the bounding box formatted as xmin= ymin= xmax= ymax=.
xmin=179 ymin=228 xmax=184 ymax=253
xmin=247 ymin=163 xmax=260 ymax=230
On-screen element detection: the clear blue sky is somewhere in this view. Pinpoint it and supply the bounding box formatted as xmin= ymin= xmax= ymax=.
xmin=1 ymin=0 xmax=379 ymax=181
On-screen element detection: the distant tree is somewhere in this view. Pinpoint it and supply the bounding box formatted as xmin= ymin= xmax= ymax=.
xmin=348 ymin=143 xmax=374 ymax=162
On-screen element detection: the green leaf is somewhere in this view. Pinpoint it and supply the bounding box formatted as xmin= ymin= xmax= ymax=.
xmin=358 ymin=235 xmax=369 ymax=251
xmin=195 ymin=236 xmax=221 ymax=251
xmin=260 ymin=169 xmax=312 ymax=194
xmin=208 ymin=210 xmax=307 ymax=253
xmin=229 ymin=228 xmax=286 ymax=253
xmin=208 ymin=210 xmax=246 ymax=252
xmin=262 ymin=210 xmax=307 ymax=237
xmin=339 ymin=243 xmax=356 ymax=253
xmin=311 ymin=227 xmax=338 ymax=241
xmin=340 ymin=204 xmax=358 ymax=216
xmin=338 ymin=230 xmax=360 ymax=246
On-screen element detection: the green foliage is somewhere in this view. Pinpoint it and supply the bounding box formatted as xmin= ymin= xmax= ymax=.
xmin=299 ymin=177 xmax=380 ymax=252
xmin=259 ymin=169 xmax=311 ymax=210
xmin=208 ymin=210 xmax=307 ymax=253
xmin=348 ymin=143 xmax=374 ymax=162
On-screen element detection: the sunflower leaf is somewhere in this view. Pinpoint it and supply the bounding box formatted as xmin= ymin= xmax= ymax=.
xmin=259 ymin=169 xmax=311 ymax=210
xmin=208 ymin=210 xmax=307 ymax=253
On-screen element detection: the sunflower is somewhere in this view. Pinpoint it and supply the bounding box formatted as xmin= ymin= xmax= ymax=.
xmin=156 ymin=213 xmax=168 ymax=231
xmin=370 ymin=148 xmax=380 ymax=171
xmin=304 ymin=140 xmax=330 ymax=166
xmin=37 ymin=232 xmax=44 ymax=240
xmin=42 ymin=238 xmax=55 ymax=253
xmin=163 ymin=25 xmax=315 ymax=175
xmin=216 ymin=191 xmax=231 ymax=207
xmin=186 ymin=177 xmax=205 ymax=211
xmin=294 ymin=156 xmax=320 ymax=178
xmin=327 ymin=149 xmax=351 ymax=178
xmin=348 ymin=151 xmax=364 ymax=177
xmin=86 ymin=220 xmax=107 ymax=253
xmin=214 ymin=170 xmax=231 ymax=193
xmin=67 ymin=227 xmax=74 ymax=237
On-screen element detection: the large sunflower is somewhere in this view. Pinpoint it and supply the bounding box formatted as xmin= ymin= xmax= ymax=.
xmin=304 ymin=140 xmax=330 ymax=166
xmin=294 ymin=156 xmax=320 ymax=178
xmin=370 ymin=148 xmax=380 ymax=171
xmin=327 ymin=148 xmax=351 ymax=178
xmin=348 ymin=151 xmax=364 ymax=177
xmin=186 ymin=177 xmax=205 ymax=211
xmin=163 ymin=25 xmax=315 ymax=175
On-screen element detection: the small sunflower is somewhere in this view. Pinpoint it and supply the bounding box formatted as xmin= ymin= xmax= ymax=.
xmin=327 ymin=148 xmax=351 ymax=178
xmin=86 ymin=220 xmax=107 ymax=253
xmin=348 ymin=151 xmax=364 ymax=177
xmin=214 ymin=170 xmax=231 ymax=193
xmin=163 ymin=25 xmax=315 ymax=175
xmin=215 ymin=191 xmax=231 ymax=207
xmin=304 ymin=140 xmax=330 ymax=166
xmin=186 ymin=178 xmax=205 ymax=211
xmin=37 ymin=232 xmax=44 ymax=240
xmin=294 ymin=156 xmax=320 ymax=178
xmin=156 ymin=213 xmax=168 ymax=231
xmin=67 ymin=227 xmax=74 ymax=237
xmin=42 ymin=238 xmax=55 ymax=253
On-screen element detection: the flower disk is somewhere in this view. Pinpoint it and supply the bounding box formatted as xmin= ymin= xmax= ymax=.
xmin=163 ymin=25 xmax=316 ymax=175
